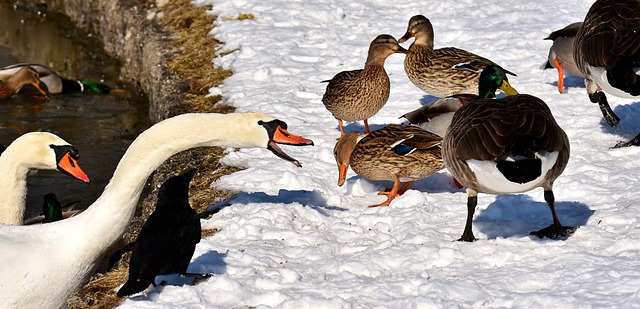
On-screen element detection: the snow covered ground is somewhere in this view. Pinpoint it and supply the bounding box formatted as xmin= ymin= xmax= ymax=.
xmin=120 ymin=0 xmax=640 ymax=307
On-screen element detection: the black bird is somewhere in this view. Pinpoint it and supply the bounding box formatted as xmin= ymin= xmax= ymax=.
xmin=118 ymin=168 xmax=209 ymax=297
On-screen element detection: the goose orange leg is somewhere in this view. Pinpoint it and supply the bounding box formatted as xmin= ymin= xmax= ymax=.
xmin=554 ymin=59 xmax=565 ymax=94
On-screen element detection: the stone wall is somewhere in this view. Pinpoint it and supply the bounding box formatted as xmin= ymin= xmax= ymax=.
xmin=38 ymin=0 xmax=186 ymax=122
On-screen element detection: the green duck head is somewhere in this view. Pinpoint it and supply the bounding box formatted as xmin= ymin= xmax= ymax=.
xmin=80 ymin=80 xmax=111 ymax=94
xmin=478 ymin=65 xmax=519 ymax=98
xmin=43 ymin=193 xmax=63 ymax=223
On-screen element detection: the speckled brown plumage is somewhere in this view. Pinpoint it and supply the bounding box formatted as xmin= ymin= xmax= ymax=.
xmin=573 ymin=0 xmax=640 ymax=129
xmin=399 ymin=15 xmax=514 ymax=98
xmin=322 ymin=34 xmax=407 ymax=137
xmin=333 ymin=124 xmax=444 ymax=207
xmin=0 ymin=66 xmax=47 ymax=99
xmin=443 ymin=94 xmax=572 ymax=241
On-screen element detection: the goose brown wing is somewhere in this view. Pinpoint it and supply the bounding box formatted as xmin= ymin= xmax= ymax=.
xmin=449 ymin=95 xmax=566 ymax=162
xmin=578 ymin=0 xmax=640 ymax=68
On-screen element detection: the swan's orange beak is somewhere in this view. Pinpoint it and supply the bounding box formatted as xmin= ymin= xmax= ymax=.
xmin=57 ymin=153 xmax=91 ymax=183
xmin=398 ymin=30 xmax=415 ymax=43
xmin=337 ymin=163 xmax=348 ymax=186
xmin=267 ymin=126 xmax=314 ymax=168
xmin=271 ymin=126 xmax=314 ymax=146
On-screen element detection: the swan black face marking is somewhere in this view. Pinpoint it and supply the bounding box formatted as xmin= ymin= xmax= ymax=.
xmin=257 ymin=119 xmax=314 ymax=167
xmin=50 ymin=144 xmax=91 ymax=183
xmin=258 ymin=119 xmax=288 ymax=140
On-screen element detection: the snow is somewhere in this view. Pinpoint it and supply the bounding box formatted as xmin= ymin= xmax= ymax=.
xmin=119 ymin=0 xmax=640 ymax=307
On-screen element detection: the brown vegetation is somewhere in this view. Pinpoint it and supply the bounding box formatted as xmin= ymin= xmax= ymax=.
xmin=67 ymin=0 xmax=249 ymax=307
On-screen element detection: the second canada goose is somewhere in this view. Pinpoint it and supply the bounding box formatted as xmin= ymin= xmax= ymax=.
xmin=573 ymin=0 xmax=640 ymax=146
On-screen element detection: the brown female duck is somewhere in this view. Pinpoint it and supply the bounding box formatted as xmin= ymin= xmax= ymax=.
xmin=399 ymin=15 xmax=515 ymax=98
xmin=322 ymin=34 xmax=407 ymax=138
xmin=443 ymin=94 xmax=571 ymax=241
xmin=0 ymin=66 xmax=47 ymax=99
xmin=333 ymin=124 xmax=444 ymax=207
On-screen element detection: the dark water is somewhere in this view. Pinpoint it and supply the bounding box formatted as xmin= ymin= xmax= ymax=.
xmin=0 ymin=2 xmax=151 ymax=220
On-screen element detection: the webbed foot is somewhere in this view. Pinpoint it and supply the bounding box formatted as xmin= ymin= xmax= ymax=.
xmin=530 ymin=224 xmax=577 ymax=239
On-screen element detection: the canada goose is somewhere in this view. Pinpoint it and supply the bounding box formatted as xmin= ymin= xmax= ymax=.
xmin=443 ymin=94 xmax=572 ymax=241
xmin=573 ymin=0 xmax=640 ymax=146
xmin=322 ymin=34 xmax=407 ymax=138
xmin=0 ymin=112 xmax=314 ymax=308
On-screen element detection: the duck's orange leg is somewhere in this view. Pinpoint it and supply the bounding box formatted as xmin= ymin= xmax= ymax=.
xmin=369 ymin=179 xmax=402 ymax=207
xmin=363 ymin=119 xmax=371 ymax=135
xmin=554 ymin=58 xmax=565 ymax=94
xmin=337 ymin=118 xmax=345 ymax=140
xmin=397 ymin=181 xmax=414 ymax=195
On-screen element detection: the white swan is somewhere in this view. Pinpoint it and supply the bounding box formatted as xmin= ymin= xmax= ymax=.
xmin=0 ymin=132 xmax=91 ymax=225
xmin=0 ymin=112 xmax=314 ymax=308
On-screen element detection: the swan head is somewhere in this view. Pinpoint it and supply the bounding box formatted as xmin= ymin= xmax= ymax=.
xmin=5 ymin=132 xmax=91 ymax=183
xmin=255 ymin=116 xmax=314 ymax=167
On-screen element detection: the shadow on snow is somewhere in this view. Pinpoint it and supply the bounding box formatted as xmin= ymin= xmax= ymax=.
xmin=474 ymin=194 xmax=593 ymax=240
xmin=207 ymin=189 xmax=344 ymax=216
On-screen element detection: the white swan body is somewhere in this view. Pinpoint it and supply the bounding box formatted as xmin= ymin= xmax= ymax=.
xmin=0 ymin=113 xmax=313 ymax=308
xmin=0 ymin=132 xmax=90 ymax=225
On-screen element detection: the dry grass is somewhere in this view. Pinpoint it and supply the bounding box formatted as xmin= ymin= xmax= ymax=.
xmin=160 ymin=0 xmax=233 ymax=113
xmin=67 ymin=0 xmax=244 ymax=307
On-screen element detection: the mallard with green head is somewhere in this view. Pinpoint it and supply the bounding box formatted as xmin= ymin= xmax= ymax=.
xmin=322 ymin=34 xmax=407 ymax=139
xmin=399 ymin=15 xmax=515 ymax=98
xmin=333 ymin=124 xmax=444 ymax=207
xmin=402 ymin=65 xmax=519 ymax=137
xmin=0 ymin=63 xmax=111 ymax=95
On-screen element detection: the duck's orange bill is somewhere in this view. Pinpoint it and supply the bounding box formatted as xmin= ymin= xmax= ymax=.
xmin=32 ymin=80 xmax=48 ymax=97
xmin=272 ymin=126 xmax=314 ymax=146
xmin=58 ymin=153 xmax=91 ymax=183
xmin=337 ymin=163 xmax=348 ymax=186
xmin=398 ymin=31 xmax=415 ymax=43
